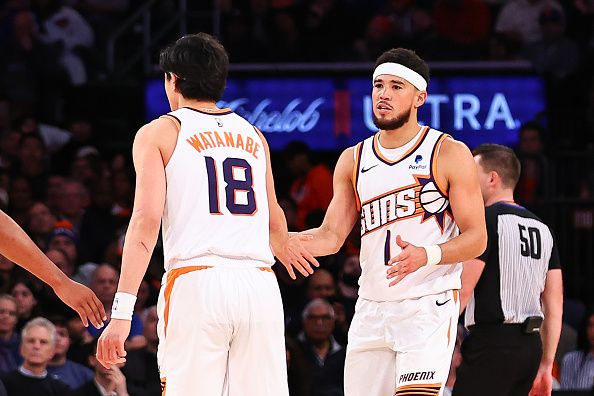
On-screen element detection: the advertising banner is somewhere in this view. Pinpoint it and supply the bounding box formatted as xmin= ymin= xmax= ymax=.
xmin=145 ymin=74 xmax=545 ymax=150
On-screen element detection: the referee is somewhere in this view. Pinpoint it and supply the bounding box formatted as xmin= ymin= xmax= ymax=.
xmin=454 ymin=144 xmax=563 ymax=396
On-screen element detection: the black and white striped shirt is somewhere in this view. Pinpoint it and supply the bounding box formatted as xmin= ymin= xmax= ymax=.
xmin=465 ymin=202 xmax=561 ymax=327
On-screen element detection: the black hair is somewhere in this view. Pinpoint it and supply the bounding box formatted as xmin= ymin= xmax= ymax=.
xmin=159 ymin=33 xmax=229 ymax=101
xmin=375 ymin=48 xmax=430 ymax=87
xmin=575 ymin=309 xmax=594 ymax=367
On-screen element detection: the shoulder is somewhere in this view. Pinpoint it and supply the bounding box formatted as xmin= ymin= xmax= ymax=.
xmin=337 ymin=146 xmax=356 ymax=169
xmin=436 ymin=136 xmax=475 ymax=178
xmin=438 ymin=136 xmax=472 ymax=159
xmin=136 ymin=117 xmax=179 ymax=140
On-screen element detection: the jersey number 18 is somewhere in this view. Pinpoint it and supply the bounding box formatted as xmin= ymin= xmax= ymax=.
xmin=205 ymin=156 xmax=256 ymax=215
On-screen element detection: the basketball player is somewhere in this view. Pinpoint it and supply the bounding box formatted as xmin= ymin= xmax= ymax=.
xmin=0 ymin=209 xmax=106 ymax=328
xmin=96 ymin=33 xmax=318 ymax=395
xmin=299 ymin=48 xmax=487 ymax=396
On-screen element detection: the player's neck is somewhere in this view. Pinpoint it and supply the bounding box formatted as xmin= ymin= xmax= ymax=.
xmin=379 ymin=121 xmax=422 ymax=149
xmin=176 ymin=98 xmax=218 ymax=111
xmin=485 ymin=190 xmax=515 ymax=207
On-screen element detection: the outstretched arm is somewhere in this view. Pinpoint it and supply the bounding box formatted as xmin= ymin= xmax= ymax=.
xmin=299 ymin=147 xmax=360 ymax=256
xmin=258 ymin=130 xmax=318 ymax=279
xmin=0 ymin=210 xmax=106 ymax=328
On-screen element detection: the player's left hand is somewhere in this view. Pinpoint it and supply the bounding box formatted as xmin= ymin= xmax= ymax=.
xmin=386 ymin=235 xmax=428 ymax=286
xmin=97 ymin=319 xmax=131 ymax=369
xmin=528 ymin=365 xmax=553 ymax=396
xmin=53 ymin=278 xmax=107 ymax=329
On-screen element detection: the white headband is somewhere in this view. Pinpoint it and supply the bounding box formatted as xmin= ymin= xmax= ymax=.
xmin=372 ymin=62 xmax=427 ymax=91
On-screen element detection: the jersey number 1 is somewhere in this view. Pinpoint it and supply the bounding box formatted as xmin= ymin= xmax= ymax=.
xmin=205 ymin=156 xmax=256 ymax=215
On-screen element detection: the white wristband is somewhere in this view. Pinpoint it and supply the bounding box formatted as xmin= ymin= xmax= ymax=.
xmin=423 ymin=245 xmax=442 ymax=266
xmin=111 ymin=292 xmax=137 ymax=321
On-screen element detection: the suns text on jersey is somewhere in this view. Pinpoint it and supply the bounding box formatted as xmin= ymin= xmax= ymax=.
xmin=360 ymin=183 xmax=423 ymax=235
xmin=186 ymin=131 xmax=261 ymax=159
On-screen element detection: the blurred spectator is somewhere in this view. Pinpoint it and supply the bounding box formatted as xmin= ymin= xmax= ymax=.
xmin=26 ymin=202 xmax=57 ymax=249
xmin=299 ymin=0 xmax=353 ymax=61
xmin=514 ymin=122 xmax=551 ymax=214
xmin=1 ymin=317 xmax=71 ymax=396
xmin=306 ymin=268 xmax=336 ymax=301
xmin=0 ymin=130 xmax=21 ymax=170
xmin=47 ymin=316 xmax=93 ymax=389
xmin=433 ymin=0 xmax=491 ymax=59
xmin=0 ymin=10 xmax=65 ymax=122
xmin=110 ymin=168 xmax=134 ymax=219
xmin=353 ymin=15 xmax=398 ymax=61
xmin=10 ymin=277 xmax=42 ymax=332
xmin=65 ymin=315 xmax=93 ymax=369
xmin=0 ymin=256 xmax=14 ymax=295
xmin=72 ymin=338 xmax=130 ymax=396
xmin=0 ymin=295 xmax=21 ymax=376
xmin=286 ymin=335 xmax=310 ymax=396
xmin=122 ymin=305 xmax=161 ymax=396
xmin=526 ymin=6 xmax=580 ymax=80
xmin=293 ymin=298 xmax=345 ymax=395
xmin=494 ymin=0 xmax=563 ymax=58
xmin=46 ymin=175 xmax=65 ymax=212
xmin=7 ymin=176 xmax=34 ymax=226
xmin=45 ymin=249 xmax=73 ymax=279
xmin=51 ymin=116 xmax=98 ymax=176
xmin=133 ymin=278 xmax=154 ymax=318
xmin=87 ymin=264 xmax=146 ymax=350
xmin=69 ymin=150 xmax=103 ymax=187
xmin=267 ymin=7 xmax=301 ymax=61
xmin=46 ymin=221 xmax=80 ymax=264
xmin=278 ymin=196 xmax=298 ymax=231
xmin=336 ymin=254 xmax=360 ymax=325
xmin=55 ymin=179 xmax=89 ymax=233
xmin=55 ymin=179 xmax=116 ymax=264
xmin=14 ymin=114 xmax=70 ymax=153
xmin=305 ymin=269 xmax=349 ymax=345
xmin=16 ymin=133 xmax=49 ymax=199
xmin=71 ymin=0 xmax=130 ymax=49
xmin=285 ymin=141 xmax=333 ymax=230
xmin=35 ymin=0 xmax=95 ymax=86
xmin=560 ymin=310 xmax=594 ymax=390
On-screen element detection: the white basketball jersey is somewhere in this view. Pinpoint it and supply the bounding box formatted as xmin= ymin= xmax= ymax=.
xmin=161 ymin=107 xmax=274 ymax=271
xmin=354 ymin=126 xmax=462 ymax=301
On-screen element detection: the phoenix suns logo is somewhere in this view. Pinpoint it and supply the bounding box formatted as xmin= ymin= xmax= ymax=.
xmin=360 ymin=174 xmax=452 ymax=236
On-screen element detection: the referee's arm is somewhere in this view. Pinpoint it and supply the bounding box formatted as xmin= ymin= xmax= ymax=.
xmin=459 ymin=258 xmax=486 ymax=314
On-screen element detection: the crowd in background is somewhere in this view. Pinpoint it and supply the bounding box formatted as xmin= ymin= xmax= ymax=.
xmin=0 ymin=0 xmax=594 ymax=395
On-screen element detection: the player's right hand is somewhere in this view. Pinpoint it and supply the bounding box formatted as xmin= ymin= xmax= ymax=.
xmin=53 ymin=278 xmax=107 ymax=329
xmin=278 ymin=234 xmax=319 ymax=280
xmin=97 ymin=319 xmax=131 ymax=369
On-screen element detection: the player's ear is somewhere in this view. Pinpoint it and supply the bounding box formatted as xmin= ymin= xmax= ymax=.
xmin=414 ymin=90 xmax=427 ymax=108
xmin=170 ymin=73 xmax=181 ymax=93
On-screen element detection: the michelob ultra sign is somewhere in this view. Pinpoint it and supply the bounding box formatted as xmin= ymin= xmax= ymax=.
xmin=145 ymin=74 xmax=545 ymax=150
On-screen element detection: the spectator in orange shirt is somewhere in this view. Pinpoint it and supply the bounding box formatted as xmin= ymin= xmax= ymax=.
xmin=285 ymin=141 xmax=333 ymax=230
